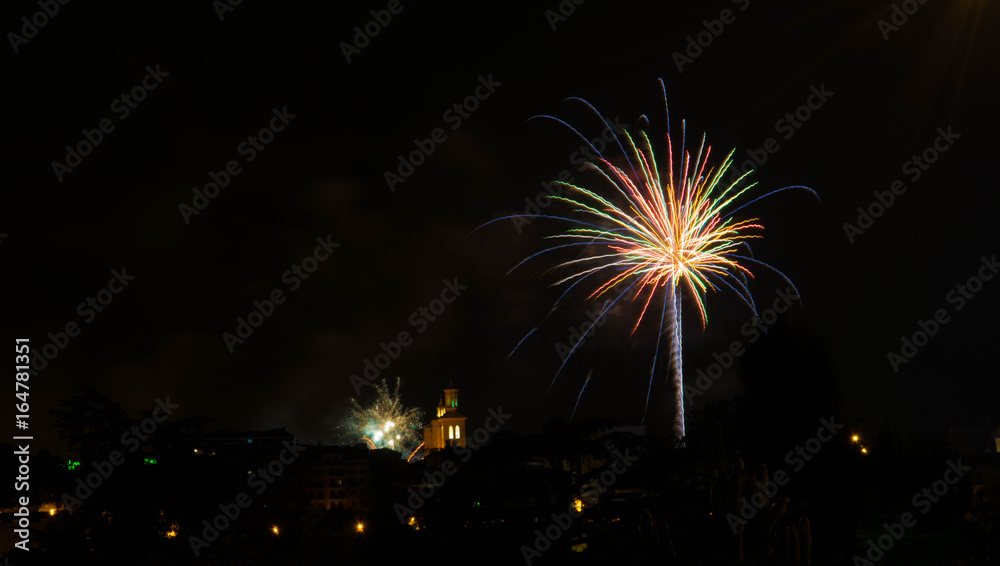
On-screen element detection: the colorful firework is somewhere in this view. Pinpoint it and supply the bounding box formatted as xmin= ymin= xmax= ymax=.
xmin=485 ymin=80 xmax=815 ymax=444
xmin=342 ymin=377 xmax=424 ymax=454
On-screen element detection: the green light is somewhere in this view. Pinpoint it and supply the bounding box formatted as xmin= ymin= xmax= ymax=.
xmin=144 ymin=458 xmax=158 ymax=465
xmin=66 ymin=460 xmax=80 ymax=470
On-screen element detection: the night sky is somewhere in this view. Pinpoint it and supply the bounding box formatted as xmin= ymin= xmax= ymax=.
xmin=5 ymin=0 xmax=998 ymax=458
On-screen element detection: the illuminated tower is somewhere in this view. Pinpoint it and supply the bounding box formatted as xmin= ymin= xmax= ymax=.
xmin=422 ymin=380 xmax=467 ymax=453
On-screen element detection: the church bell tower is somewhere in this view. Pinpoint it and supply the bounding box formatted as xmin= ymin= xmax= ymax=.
xmin=422 ymin=379 xmax=467 ymax=453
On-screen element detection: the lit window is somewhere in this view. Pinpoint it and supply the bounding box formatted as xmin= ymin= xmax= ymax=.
xmin=449 ymin=426 xmax=454 ymax=439
xmin=455 ymin=426 xmax=460 ymax=439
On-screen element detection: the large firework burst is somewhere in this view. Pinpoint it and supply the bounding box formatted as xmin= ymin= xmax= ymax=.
xmin=490 ymin=80 xmax=815 ymax=444
xmin=343 ymin=377 xmax=423 ymax=453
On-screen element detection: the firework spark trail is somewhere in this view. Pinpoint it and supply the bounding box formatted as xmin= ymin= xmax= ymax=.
xmin=570 ymin=370 xmax=593 ymax=421
xmin=481 ymin=79 xmax=816 ymax=443
xmin=507 ymin=327 xmax=537 ymax=360
xmin=406 ymin=442 xmax=425 ymax=463
xmin=642 ymin=280 xmax=672 ymax=421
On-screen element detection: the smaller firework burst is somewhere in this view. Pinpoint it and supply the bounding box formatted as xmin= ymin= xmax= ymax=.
xmin=342 ymin=377 xmax=423 ymax=453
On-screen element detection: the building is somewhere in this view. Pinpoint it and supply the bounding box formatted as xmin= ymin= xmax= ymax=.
xmin=182 ymin=428 xmax=371 ymax=510
xmin=295 ymin=445 xmax=371 ymax=510
xmin=949 ymin=426 xmax=999 ymax=454
xmin=422 ymin=380 xmax=467 ymax=453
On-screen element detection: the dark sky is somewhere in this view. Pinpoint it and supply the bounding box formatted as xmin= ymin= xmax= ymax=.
xmin=4 ymin=0 xmax=998 ymax=457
